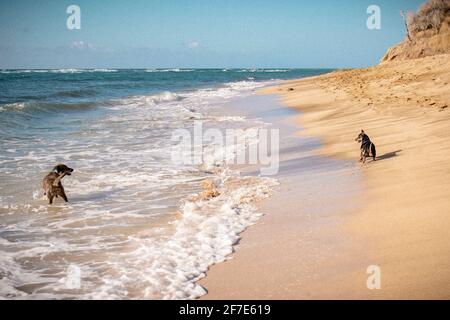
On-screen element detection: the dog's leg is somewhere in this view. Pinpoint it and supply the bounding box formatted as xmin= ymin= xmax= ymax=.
xmin=48 ymin=193 xmax=54 ymax=205
xmin=58 ymin=188 xmax=69 ymax=202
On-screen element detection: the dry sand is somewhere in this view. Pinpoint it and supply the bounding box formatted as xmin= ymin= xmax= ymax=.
xmin=199 ymin=54 xmax=450 ymax=299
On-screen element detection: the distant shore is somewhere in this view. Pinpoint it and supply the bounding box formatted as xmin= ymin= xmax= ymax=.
xmin=199 ymin=54 xmax=450 ymax=299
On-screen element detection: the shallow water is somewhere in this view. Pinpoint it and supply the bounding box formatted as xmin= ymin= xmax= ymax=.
xmin=0 ymin=68 xmax=331 ymax=299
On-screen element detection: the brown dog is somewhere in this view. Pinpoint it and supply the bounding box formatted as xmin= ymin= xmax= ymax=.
xmin=42 ymin=164 xmax=74 ymax=204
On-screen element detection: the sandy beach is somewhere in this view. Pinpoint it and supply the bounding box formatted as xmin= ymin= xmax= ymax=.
xmin=199 ymin=53 xmax=450 ymax=299
xmin=2 ymin=0 xmax=450 ymax=301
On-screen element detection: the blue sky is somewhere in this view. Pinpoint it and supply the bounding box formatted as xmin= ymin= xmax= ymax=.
xmin=0 ymin=0 xmax=423 ymax=69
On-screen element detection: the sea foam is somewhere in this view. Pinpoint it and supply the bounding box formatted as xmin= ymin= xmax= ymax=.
xmin=0 ymin=76 xmax=279 ymax=299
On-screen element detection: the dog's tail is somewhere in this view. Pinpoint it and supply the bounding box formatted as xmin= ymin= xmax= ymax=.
xmin=371 ymin=143 xmax=377 ymax=160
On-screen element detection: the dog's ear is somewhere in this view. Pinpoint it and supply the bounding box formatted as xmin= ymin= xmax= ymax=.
xmin=361 ymin=129 xmax=364 ymax=133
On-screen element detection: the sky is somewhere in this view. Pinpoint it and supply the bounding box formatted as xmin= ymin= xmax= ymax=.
xmin=0 ymin=0 xmax=424 ymax=69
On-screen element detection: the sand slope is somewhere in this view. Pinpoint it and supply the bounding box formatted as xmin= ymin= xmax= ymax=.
xmin=262 ymin=54 xmax=450 ymax=298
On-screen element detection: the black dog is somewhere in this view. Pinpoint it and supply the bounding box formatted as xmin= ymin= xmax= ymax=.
xmin=355 ymin=130 xmax=376 ymax=163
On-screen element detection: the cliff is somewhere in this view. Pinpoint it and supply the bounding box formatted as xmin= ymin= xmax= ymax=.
xmin=381 ymin=0 xmax=450 ymax=62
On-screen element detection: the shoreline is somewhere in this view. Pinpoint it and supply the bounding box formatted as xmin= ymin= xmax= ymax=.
xmin=199 ymin=54 xmax=450 ymax=299
xmin=198 ymin=92 xmax=370 ymax=299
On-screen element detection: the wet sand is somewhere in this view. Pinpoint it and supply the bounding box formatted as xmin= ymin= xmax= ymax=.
xmin=199 ymin=94 xmax=372 ymax=299
xmin=199 ymin=54 xmax=450 ymax=299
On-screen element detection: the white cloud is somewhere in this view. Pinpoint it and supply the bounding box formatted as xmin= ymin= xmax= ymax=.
xmin=70 ymin=41 xmax=94 ymax=50
xmin=187 ymin=41 xmax=200 ymax=49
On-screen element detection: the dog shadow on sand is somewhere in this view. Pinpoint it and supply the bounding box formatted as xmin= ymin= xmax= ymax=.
xmin=376 ymin=149 xmax=402 ymax=161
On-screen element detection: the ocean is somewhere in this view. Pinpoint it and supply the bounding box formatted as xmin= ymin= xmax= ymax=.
xmin=0 ymin=68 xmax=331 ymax=299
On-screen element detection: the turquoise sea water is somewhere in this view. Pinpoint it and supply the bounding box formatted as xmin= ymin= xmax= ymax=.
xmin=0 ymin=68 xmax=332 ymax=299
